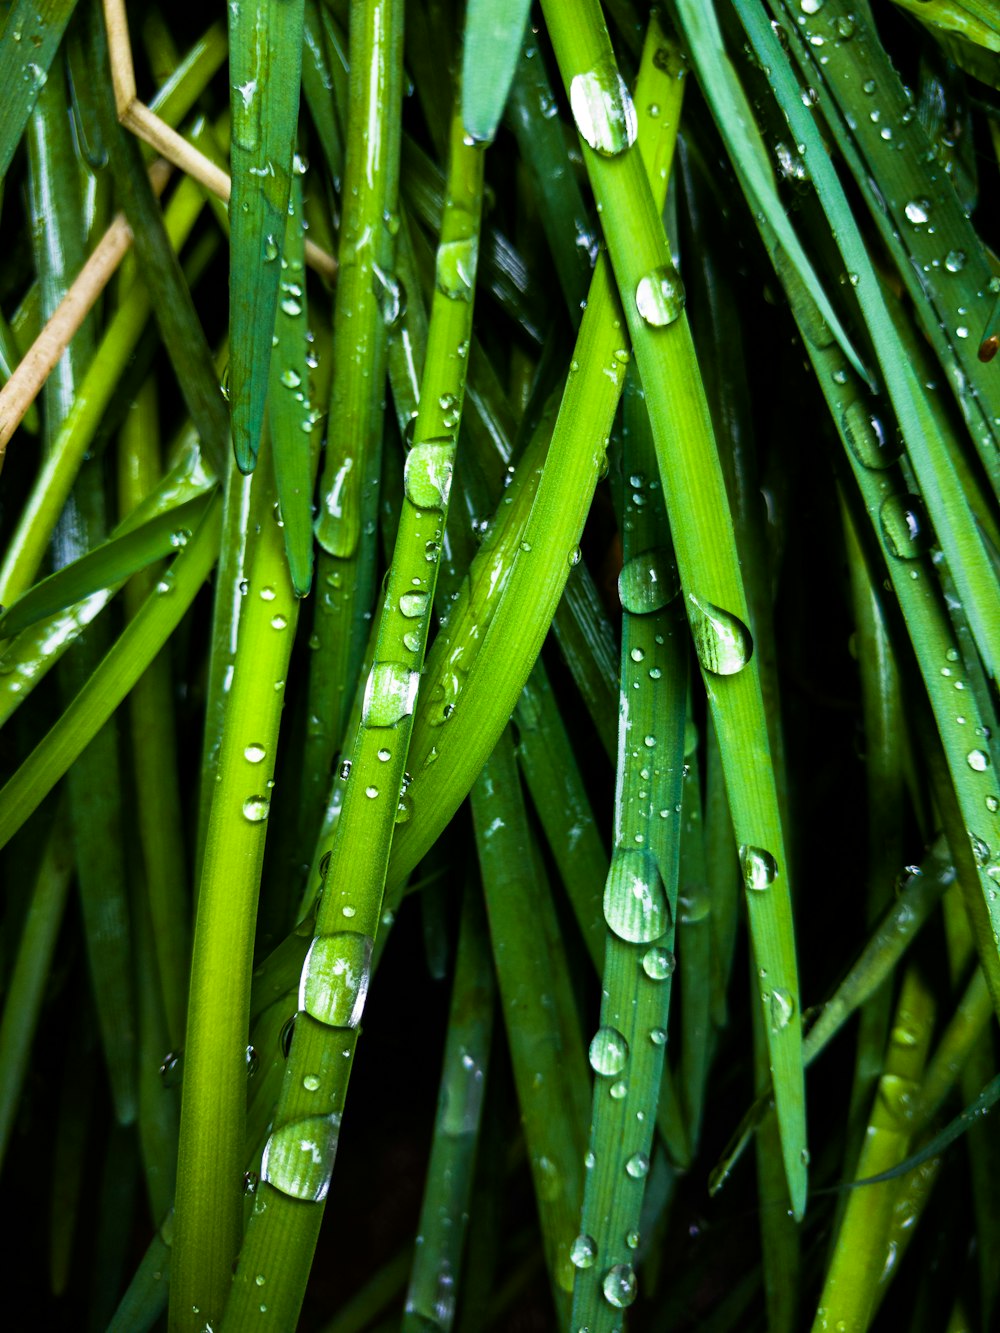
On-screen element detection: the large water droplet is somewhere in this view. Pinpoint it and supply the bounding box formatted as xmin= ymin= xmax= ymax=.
xmin=602 ymin=1263 xmax=638 ymax=1309
xmin=436 ymin=236 xmax=478 ymax=302
xmin=404 ymin=440 xmax=454 ymax=510
xmin=880 ymin=495 xmax=934 ymax=559
xmin=362 ymin=662 xmax=420 ymax=727
xmin=589 ymin=1025 xmax=629 ymax=1076
xmin=569 ymin=60 xmax=637 ymax=157
xmin=399 ymin=590 xmax=429 ymax=619
xmin=625 ymin=1151 xmax=650 ymax=1179
xmin=570 ymin=1234 xmax=597 ymax=1269
xmin=968 ymin=749 xmax=991 ymax=772
xmin=604 ymin=847 xmax=671 ymax=943
xmin=687 ymin=595 xmax=753 ymax=675
xmin=260 ymin=1113 xmax=341 ymax=1201
xmin=372 ymin=263 xmax=406 ymax=328
xmin=740 ymin=845 xmax=778 ymax=891
xmin=299 ymin=931 xmax=373 ymax=1028
xmin=618 ymin=548 xmax=679 ymax=613
xmin=904 ymin=197 xmax=931 ymax=225
xmin=244 ymin=743 xmax=266 ymax=764
xmin=635 ymin=265 xmax=685 ymax=327
xmin=842 ymin=402 xmax=900 ymax=470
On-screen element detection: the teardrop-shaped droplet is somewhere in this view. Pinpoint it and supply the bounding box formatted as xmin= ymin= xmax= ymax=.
xmin=604 ymin=847 xmax=671 ymax=943
xmin=589 ymin=1025 xmax=629 ymax=1076
xmin=625 ymin=1151 xmax=650 ymax=1179
xmin=372 ymin=262 xmax=406 ymax=328
xmin=842 ymin=402 xmax=900 ymax=470
xmin=298 ymin=932 xmax=374 ymax=1028
xmin=436 ymin=236 xmax=478 ymax=301
xmin=261 ymin=1112 xmax=341 ymax=1202
xmin=687 ymin=595 xmax=753 ymax=675
xmin=618 ymin=548 xmax=679 ymax=614
xmin=602 ymin=1263 xmax=638 ymax=1309
xmin=362 ymin=662 xmax=420 ymax=727
xmin=769 ymin=987 xmax=795 ymax=1031
xmin=635 ymin=265 xmax=685 ymax=327
xmin=570 ymin=60 xmax=637 ymax=157
xmin=570 ymin=1233 xmax=598 ymax=1270
xmin=880 ymin=495 xmax=934 ymax=560
xmin=740 ymin=844 xmax=778 ymax=891
xmin=404 ymin=439 xmax=454 ymax=511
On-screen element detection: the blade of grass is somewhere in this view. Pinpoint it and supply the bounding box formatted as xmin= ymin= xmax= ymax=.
xmin=543 ymin=0 xmax=808 ymax=1213
xmin=227 ymin=0 xmax=305 ymax=472
xmin=460 ymin=0 xmax=533 ymax=145
xmin=0 ymin=0 xmax=81 ymax=182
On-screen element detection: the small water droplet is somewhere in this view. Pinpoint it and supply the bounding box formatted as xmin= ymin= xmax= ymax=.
xmin=299 ymin=931 xmax=374 ymax=1028
xmin=569 ymin=59 xmax=637 ymax=157
xmin=944 ymin=249 xmax=966 ymax=273
xmin=399 ymin=590 xmax=428 ymax=619
xmin=362 ymin=663 xmax=420 ymax=727
xmin=404 ymin=440 xmax=454 ymax=510
xmin=244 ymin=743 xmax=266 ymax=764
xmin=769 ymin=987 xmax=795 ymax=1030
xmin=436 ymin=236 xmax=478 ymax=301
xmin=280 ymin=368 xmax=302 ymax=389
xmin=880 ymin=495 xmax=934 ymax=559
xmin=904 ymin=198 xmax=931 ymax=225
xmin=589 ymin=1026 xmax=629 ymax=1076
xmin=610 ymin=1079 xmax=628 ymax=1100
xmin=260 ymin=586 xmax=276 ymax=601
xmin=243 ymin=796 xmax=270 ymax=822
xmin=303 ymin=1074 xmax=320 ymax=1092
xmin=372 ymin=263 xmax=406 ymax=328
xmin=571 ymin=1234 xmax=597 ymax=1269
xmin=625 ymin=1151 xmax=650 ymax=1179
xmin=968 ymin=750 xmax=990 ymax=772
xmin=687 ymin=595 xmax=753 ymax=674
xmin=842 ymin=403 xmax=900 ymax=470
xmin=602 ymin=1263 xmax=637 ymax=1309
xmin=650 ymin=1026 xmax=667 ymax=1046
xmin=642 ymin=945 xmax=676 ymax=980
xmin=635 ymin=265 xmax=686 ymax=327
xmin=740 ymin=845 xmax=778 ymax=891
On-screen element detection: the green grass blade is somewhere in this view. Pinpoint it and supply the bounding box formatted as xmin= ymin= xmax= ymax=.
xmin=268 ymin=173 xmax=318 ymax=595
xmin=0 ymin=0 xmax=80 ymax=182
xmin=402 ymin=882 xmax=494 ymax=1330
xmin=170 ymin=440 xmax=301 ymax=1331
xmin=0 ymin=495 xmax=221 ymax=851
xmin=461 ymin=0 xmax=532 ymax=145
xmin=227 ymin=0 xmax=305 ymax=472
xmin=0 ymin=813 xmax=72 ymax=1169
xmin=541 ymin=0 xmax=808 ymax=1213
xmin=0 ymin=493 xmax=211 ymax=638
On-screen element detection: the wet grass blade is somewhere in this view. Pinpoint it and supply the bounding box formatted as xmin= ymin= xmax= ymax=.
xmin=227 ymin=0 xmax=305 ymax=472
xmin=0 ymin=0 xmax=80 ymax=181
xmin=542 ymin=0 xmax=808 ymax=1213
xmin=461 ymin=0 xmax=533 ymax=145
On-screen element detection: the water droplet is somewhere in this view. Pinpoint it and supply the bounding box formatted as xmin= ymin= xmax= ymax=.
xmin=904 ymin=198 xmax=931 ymax=225
xmin=610 ymin=1079 xmax=628 ymax=1100
xmin=604 ymin=847 xmax=671 ymax=943
xmin=404 ymin=440 xmax=454 ymax=510
xmin=968 ymin=750 xmax=990 ymax=772
xmin=303 ymin=1074 xmax=320 ymax=1092
xmin=945 ymin=249 xmax=967 ymax=273
xmin=281 ymin=296 xmax=302 ymax=317
xmin=570 ymin=1234 xmax=597 ymax=1269
xmin=568 ymin=545 xmax=582 ymax=567
xmin=362 ymin=663 xmax=420 ymax=727
xmin=625 ymin=1151 xmax=650 ymax=1179
xmin=243 ymin=796 xmax=270 ymax=822
xmin=602 ymin=1263 xmax=637 ymax=1309
xmin=395 ymin=792 xmax=413 ymax=824
xmin=842 ymin=403 xmax=900 ymax=470
xmin=399 ymin=590 xmax=428 ymax=619
xmin=618 ymin=548 xmax=679 ymax=613
xmin=260 ymin=586 xmax=276 ymax=601
xmin=372 ymin=263 xmax=406 ymax=328
xmin=880 ymin=495 xmax=934 ymax=559
xmin=261 ymin=1113 xmax=341 ymax=1201
xmin=280 ymin=368 xmax=302 ymax=389
xmin=159 ymin=1050 xmax=182 ymax=1087
xmin=436 ymin=236 xmax=478 ymax=301
xmin=635 ymin=265 xmax=686 ymax=327
xmin=650 ymin=1026 xmax=667 ymax=1045
xmin=403 ymin=630 xmax=421 ymax=653
xmin=299 ymin=932 xmax=374 ymax=1028
xmin=642 ymin=945 xmax=676 ymax=980
xmin=769 ymin=988 xmax=795 ymax=1030
xmin=365 ymin=785 xmax=379 ymax=799
xmin=271 ymin=614 xmax=288 ymax=630
xmin=264 ymin=234 xmax=279 ymax=262
xmin=740 ymin=845 xmax=778 ymax=891
xmin=687 ymin=595 xmax=753 ymax=675
xmin=569 ymin=59 xmax=638 ymax=157
xmin=589 ymin=1026 xmax=629 ymax=1076
xmin=801 ymin=0 xmax=823 ymax=12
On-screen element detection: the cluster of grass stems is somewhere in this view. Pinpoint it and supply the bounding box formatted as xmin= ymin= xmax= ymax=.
xmin=0 ymin=0 xmax=999 ymax=1328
